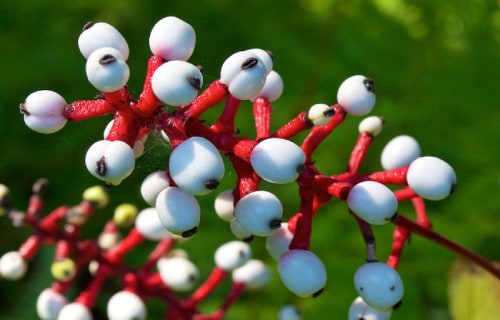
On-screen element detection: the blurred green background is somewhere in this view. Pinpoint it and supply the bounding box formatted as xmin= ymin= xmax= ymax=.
xmin=0 ymin=0 xmax=498 ymax=319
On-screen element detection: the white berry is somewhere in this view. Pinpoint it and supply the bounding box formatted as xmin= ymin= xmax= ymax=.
xmin=359 ymin=116 xmax=384 ymax=136
xmin=36 ymin=288 xmax=67 ymax=320
xmin=155 ymin=187 xmax=200 ymax=237
xmin=407 ymin=156 xmax=456 ymax=200
xmin=278 ymin=249 xmax=327 ymax=298
xmin=265 ymin=222 xmax=293 ymax=260
xmin=354 ymin=262 xmax=404 ymax=311
xmin=149 ymin=16 xmax=196 ymax=61
xmin=85 ymin=139 xmax=135 ymax=186
xmin=278 ymin=304 xmax=302 ymax=320
xmin=140 ymin=171 xmax=170 ymax=206
xmin=135 ymin=207 xmax=171 ymax=241
xmin=20 ymin=90 xmax=67 ymax=134
xmin=307 ymin=103 xmax=335 ymax=126
xmin=214 ymin=189 xmax=235 ymax=222
xmin=169 ymin=136 xmax=225 ymax=195
xmin=0 ymin=251 xmax=28 ymax=280
xmin=152 ymin=60 xmax=203 ymax=106
xmin=230 ymin=218 xmax=254 ymax=241
xmin=381 ymin=135 xmax=421 ymax=170
xmin=107 ymin=290 xmax=146 ymax=320
xmin=78 ymin=22 xmax=129 ymax=60
xmin=250 ymin=138 xmax=306 ymax=184
xmin=337 ymin=75 xmax=376 ymax=116
xmin=57 ymin=302 xmax=92 ymax=320
xmin=86 ymin=47 xmax=130 ymax=92
xmin=157 ymin=256 xmax=199 ymax=292
xmin=220 ymin=50 xmax=267 ymax=100
xmin=234 ymin=190 xmax=283 ymax=236
xmin=348 ymin=296 xmax=392 ymax=320
xmin=251 ymin=70 xmax=283 ymax=102
xmin=347 ymin=181 xmax=398 ymax=225
xmin=232 ymin=259 xmax=270 ymax=289
xmin=247 ymin=48 xmax=273 ymax=74
xmin=214 ymin=241 xmax=251 ymax=271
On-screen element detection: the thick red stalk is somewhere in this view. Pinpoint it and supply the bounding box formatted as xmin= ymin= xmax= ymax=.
xmin=186 ymin=266 xmax=228 ymax=307
xmin=344 ymin=132 xmax=373 ymax=174
xmin=253 ymin=97 xmax=272 ymax=140
xmin=186 ymin=80 xmax=229 ymax=119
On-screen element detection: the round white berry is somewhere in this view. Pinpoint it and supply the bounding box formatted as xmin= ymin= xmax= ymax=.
xmin=348 ymin=296 xmax=392 ymax=320
xmin=381 ymin=135 xmax=421 ymax=170
xmin=85 ymin=139 xmax=135 ymax=186
xmin=232 ymin=259 xmax=270 ymax=289
xmin=78 ymin=22 xmax=129 ymax=60
xmin=0 ymin=251 xmax=28 ymax=280
xmin=265 ymin=222 xmax=293 ymax=260
xmin=234 ymin=190 xmax=283 ymax=236
xmin=214 ymin=241 xmax=251 ymax=271
xmin=250 ymin=138 xmax=306 ymax=184
xmin=214 ymin=189 xmax=235 ymax=222
xmin=251 ymin=70 xmax=284 ymax=102
xmin=220 ymin=50 xmax=267 ymax=100
xmin=358 ymin=116 xmax=384 ymax=136
xmin=135 ymin=208 xmax=171 ymax=241
xmin=278 ymin=249 xmax=327 ymax=298
xmin=149 ymin=16 xmax=196 ymax=61
xmin=107 ymin=290 xmax=146 ymax=320
xmin=85 ymin=47 xmax=130 ymax=92
xmin=347 ymin=181 xmax=398 ymax=225
xmin=57 ymin=302 xmax=92 ymax=320
xmin=247 ymin=48 xmax=273 ymax=74
xmin=157 ymin=256 xmax=199 ymax=292
xmin=152 ymin=60 xmax=203 ymax=106
xmin=230 ymin=218 xmax=254 ymax=241
xmin=354 ymin=262 xmax=404 ymax=311
xmin=155 ymin=187 xmax=200 ymax=237
xmin=20 ymin=90 xmax=67 ymax=134
xmin=36 ymin=288 xmax=67 ymax=320
xmin=169 ymin=136 xmax=225 ymax=195
xmin=140 ymin=171 xmax=170 ymax=206
xmin=337 ymin=75 xmax=376 ymax=116
xmin=278 ymin=304 xmax=302 ymax=320
xmin=407 ymin=156 xmax=457 ymax=200
xmin=307 ymin=103 xmax=335 ymax=126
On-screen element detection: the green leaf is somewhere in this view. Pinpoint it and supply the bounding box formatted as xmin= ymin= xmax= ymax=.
xmin=448 ymin=257 xmax=500 ymax=320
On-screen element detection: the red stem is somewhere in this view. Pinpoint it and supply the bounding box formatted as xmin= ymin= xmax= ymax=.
xmin=273 ymin=111 xmax=312 ymax=139
xmin=186 ymin=80 xmax=229 ymax=119
xmin=344 ymin=132 xmax=373 ymax=174
xmin=253 ymin=97 xmax=272 ymax=140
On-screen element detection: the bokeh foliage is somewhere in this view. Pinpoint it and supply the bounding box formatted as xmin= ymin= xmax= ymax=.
xmin=0 ymin=0 xmax=498 ymax=319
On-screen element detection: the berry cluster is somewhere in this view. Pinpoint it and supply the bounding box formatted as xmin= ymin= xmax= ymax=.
xmin=2 ymin=15 xmax=498 ymax=319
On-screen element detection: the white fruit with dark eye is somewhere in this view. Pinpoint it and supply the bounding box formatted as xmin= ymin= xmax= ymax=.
xmin=36 ymin=288 xmax=67 ymax=320
xmin=348 ymin=296 xmax=392 ymax=320
xmin=85 ymin=139 xmax=135 ymax=186
xmin=307 ymin=103 xmax=334 ymax=126
xmin=140 ymin=171 xmax=170 ymax=206
xmin=0 ymin=251 xmax=28 ymax=280
xmin=169 ymin=136 xmax=225 ymax=195
xmin=232 ymin=259 xmax=270 ymax=289
xmin=85 ymin=47 xmax=130 ymax=92
xmin=155 ymin=187 xmax=200 ymax=237
xmin=250 ymin=138 xmax=306 ymax=184
xmin=251 ymin=70 xmax=283 ymax=102
xmin=278 ymin=249 xmax=327 ymax=298
xmin=359 ymin=116 xmax=384 ymax=136
xmin=107 ymin=290 xmax=146 ymax=320
xmin=152 ymin=60 xmax=203 ymax=106
xmin=407 ymin=156 xmax=456 ymax=200
xmin=347 ymin=181 xmax=398 ymax=225
xmin=149 ymin=16 xmax=196 ymax=61
xmin=157 ymin=256 xmax=199 ymax=292
xmin=247 ymin=48 xmax=273 ymax=74
xmin=265 ymin=222 xmax=293 ymax=260
xmin=337 ymin=75 xmax=376 ymax=116
xmin=214 ymin=241 xmax=251 ymax=271
xmin=380 ymin=135 xmax=421 ymax=170
xmin=20 ymin=90 xmax=68 ymax=134
xmin=234 ymin=190 xmax=283 ymax=236
xmin=354 ymin=262 xmax=404 ymax=312
xmin=220 ymin=50 xmax=267 ymax=100
xmin=135 ymin=207 xmax=171 ymax=241
xmin=78 ymin=22 xmax=129 ymax=60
